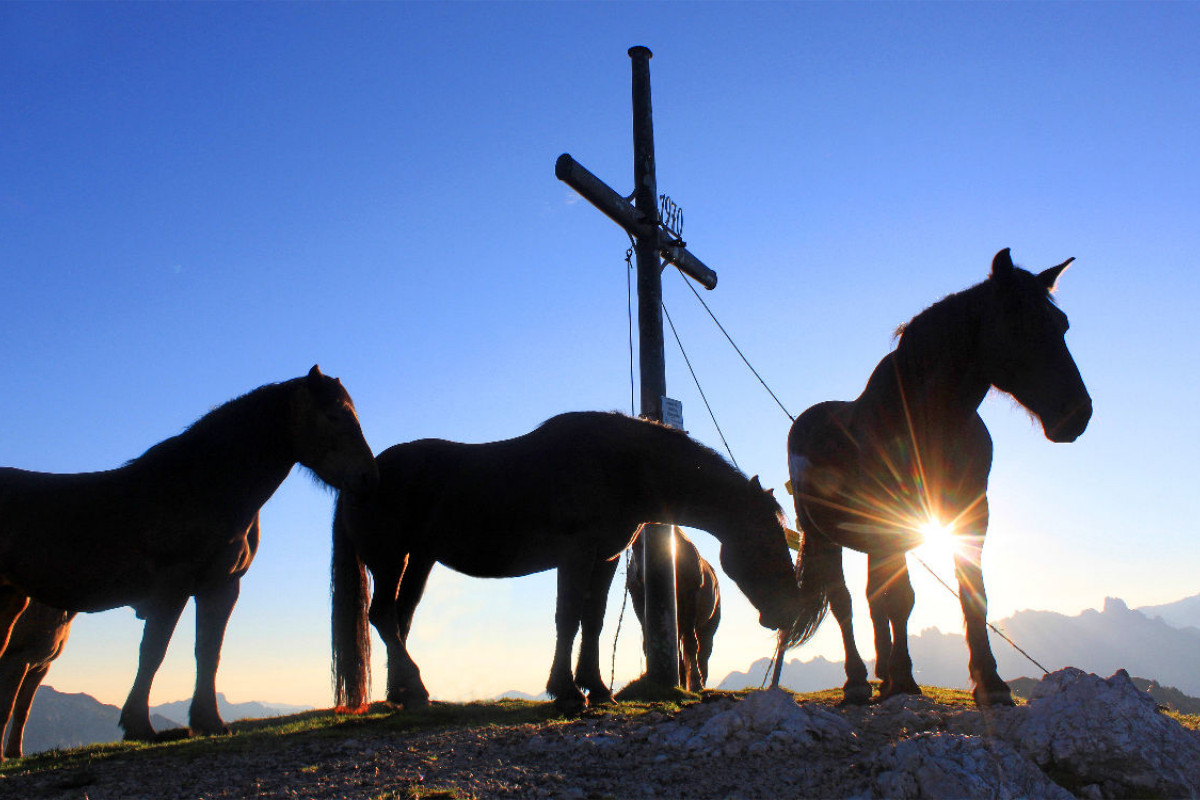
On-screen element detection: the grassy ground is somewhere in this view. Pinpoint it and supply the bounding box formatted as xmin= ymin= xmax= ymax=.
xmin=0 ymin=695 xmax=689 ymax=780
xmin=5 ymin=685 xmax=1198 ymax=781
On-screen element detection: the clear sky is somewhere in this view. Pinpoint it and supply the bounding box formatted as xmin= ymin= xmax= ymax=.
xmin=2 ymin=2 xmax=1197 ymax=709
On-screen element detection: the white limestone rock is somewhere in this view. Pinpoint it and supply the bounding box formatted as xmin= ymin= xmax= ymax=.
xmin=994 ymin=667 xmax=1200 ymax=798
xmin=648 ymin=688 xmax=854 ymax=756
xmin=872 ymin=732 xmax=1074 ymax=799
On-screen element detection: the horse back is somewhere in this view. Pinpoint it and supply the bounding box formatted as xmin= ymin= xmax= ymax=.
xmin=357 ymin=436 xmax=644 ymax=578
xmin=0 ymin=466 xmax=260 ymax=611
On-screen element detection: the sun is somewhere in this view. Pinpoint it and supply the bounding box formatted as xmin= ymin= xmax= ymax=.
xmin=915 ymin=518 xmax=960 ymax=560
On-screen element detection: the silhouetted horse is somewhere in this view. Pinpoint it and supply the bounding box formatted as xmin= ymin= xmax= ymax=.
xmin=332 ymin=411 xmax=800 ymax=714
xmin=0 ymin=515 xmax=258 ymax=759
xmin=784 ymin=249 xmax=1091 ymax=707
xmin=0 ymin=600 xmax=74 ymax=760
xmin=0 ymin=367 xmax=376 ymax=741
xmin=627 ymin=525 xmax=721 ymax=692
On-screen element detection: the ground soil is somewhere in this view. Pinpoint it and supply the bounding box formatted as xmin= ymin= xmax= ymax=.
xmin=0 ymin=691 xmax=986 ymax=800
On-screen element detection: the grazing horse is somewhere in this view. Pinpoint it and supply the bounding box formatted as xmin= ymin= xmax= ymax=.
xmin=0 ymin=367 xmax=377 ymax=741
xmin=332 ymin=411 xmax=800 ymax=714
xmin=627 ymin=525 xmax=721 ymax=692
xmin=784 ymin=249 xmax=1091 ymax=707
xmin=0 ymin=600 xmax=75 ymax=760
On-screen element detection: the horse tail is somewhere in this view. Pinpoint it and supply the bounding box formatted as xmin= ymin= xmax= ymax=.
xmin=331 ymin=496 xmax=371 ymax=712
xmin=781 ymin=522 xmax=837 ymax=650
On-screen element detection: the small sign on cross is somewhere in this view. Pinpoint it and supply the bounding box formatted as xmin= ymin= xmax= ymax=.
xmin=661 ymin=397 xmax=684 ymax=430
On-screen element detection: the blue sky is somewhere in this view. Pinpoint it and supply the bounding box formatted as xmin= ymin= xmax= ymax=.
xmin=2 ymin=2 xmax=1197 ymax=708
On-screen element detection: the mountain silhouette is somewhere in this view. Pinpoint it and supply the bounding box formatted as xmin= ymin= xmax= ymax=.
xmin=13 ymin=687 xmax=310 ymax=756
xmin=16 ymin=686 xmax=181 ymax=755
xmin=150 ymin=693 xmax=312 ymax=727
xmin=1137 ymin=592 xmax=1200 ymax=631
xmin=719 ymin=596 xmax=1200 ymax=697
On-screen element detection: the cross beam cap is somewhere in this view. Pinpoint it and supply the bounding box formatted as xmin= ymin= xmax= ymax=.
xmin=660 ymin=239 xmax=718 ymax=290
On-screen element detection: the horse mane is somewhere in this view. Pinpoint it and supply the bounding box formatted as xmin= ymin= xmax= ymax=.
xmin=537 ymin=411 xmax=782 ymax=516
xmin=538 ymin=411 xmax=735 ymax=471
xmin=128 ymin=378 xmax=298 ymax=472
xmin=893 ymin=282 xmax=989 ymax=365
xmin=892 ymin=265 xmax=1057 ymax=375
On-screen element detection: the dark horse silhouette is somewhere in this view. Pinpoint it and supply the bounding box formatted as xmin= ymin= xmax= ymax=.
xmin=784 ymin=249 xmax=1091 ymax=707
xmin=0 ymin=516 xmax=258 ymax=759
xmin=332 ymin=411 xmax=801 ymax=714
xmin=0 ymin=367 xmax=377 ymax=741
xmin=0 ymin=599 xmax=75 ymax=760
xmin=627 ymin=525 xmax=721 ymax=692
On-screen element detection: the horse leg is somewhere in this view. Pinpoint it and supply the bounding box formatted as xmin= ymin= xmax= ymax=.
xmin=825 ymin=551 xmax=871 ymax=704
xmin=189 ymin=578 xmax=240 ymax=736
xmin=868 ymin=554 xmax=897 ymax=695
xmin=678 ymin=585 xmax=702 ymax=692
xmin=875 ymin=553 xmax=919 ymax=698
xmin=0 ymin=590 xmax=29 ymax=661
xmin=366 ymin=559 xmax=428 ymax=709
xmin=120 ymin=595 xmax=188 ymax=741
xmin=5 ymin=662 xmax=48 ymax=759
xmin=573 ymin=554 xmax=620 ymax=706
xmin=390 ymin=555 xmax=434 ymax=708
xmin=547 ymin=562 xmax=587 ymax=714
xmin=955 ymin=516 xmax=1013 ymax=707
xmin=0 ymin=657 xmax=29 ymax=760
xmin=680 ymin=627 xmax=701 ymax=692
xmin=697 ymin=600 xmax=719 ymax=690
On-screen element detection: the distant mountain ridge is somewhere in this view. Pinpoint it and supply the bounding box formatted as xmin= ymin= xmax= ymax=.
xmin=16 ymin=688 xmax=311 ymax=756
xmin=1137 ymin=593 xmax=1200 ymax=631
xmin=720 ymin=594 xmax=1200 ymax=697
xmin=151 ymin=693 xmax=312 ymax=727
xmin=18 ymin=687 xmax=181 ymax=756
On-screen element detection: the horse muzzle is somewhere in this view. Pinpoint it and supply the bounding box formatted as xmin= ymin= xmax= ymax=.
xmin=1045 ymin=397 xmax=1093 ymax=443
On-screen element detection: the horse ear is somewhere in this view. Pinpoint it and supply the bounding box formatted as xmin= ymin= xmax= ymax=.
xmin=990 ymin=248 xmax=1014 ymax=278
xmin=749 ymin=475 xmax=763 ymax=492
xmin=307 ymin=365 xmax=324 ymax=388
xmin=1037 ymin=257 xmax=1075 ymax=293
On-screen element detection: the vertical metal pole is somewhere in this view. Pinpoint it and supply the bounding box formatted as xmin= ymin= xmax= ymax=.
xmin=629 ymin=45 xmax=680 ymax=688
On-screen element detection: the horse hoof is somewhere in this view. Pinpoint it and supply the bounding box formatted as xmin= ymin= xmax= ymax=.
xmin=586 ymin=691 xmax=615 ymax=708
xmin=121 ymin=729 xmax=159 ymax=743
xmin=552 ymin=694 xmax=587 ymax=716
xmin=839 ymin=684 xmax=873 ymax=706
xmin=154 ymin=727 xmax=196 ymax=743
xmin=387 ymin=690 xmax=430 ymax=710
xmin=881 ymin=680 xmax=923 ymax=700
xmin=974 ymin=686 xmax=1015 ymax=708
xmin=191 ymin=723 xmax=232 ymax=737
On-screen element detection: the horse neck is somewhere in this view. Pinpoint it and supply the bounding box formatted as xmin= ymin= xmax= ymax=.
xmin=859 ymin=324 xmax=990 ymax=440
xmin=134 ymin=382 xmax=298 ymax=514
xmin=641 ymin=440 xmax=752 ymax=545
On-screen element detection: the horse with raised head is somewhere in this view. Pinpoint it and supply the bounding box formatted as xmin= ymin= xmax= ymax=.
xmin=0 ymin=367 xmax=376 ymax=741
xmin=627 ymin=525 xmax=721 ymax=692
xmin=332 ymin=411 xmax=800 ymax=714
xmin=784 ymin=249 xmax=1091 ymax=707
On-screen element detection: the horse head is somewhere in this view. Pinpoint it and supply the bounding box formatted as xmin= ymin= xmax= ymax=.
xmin=289 ymin=366 xmax=379 ymax=494
xmin=715 ymin=476 xmax=803 ymax=631
xmin=982 ymin=248 xmax=1092 ymax=443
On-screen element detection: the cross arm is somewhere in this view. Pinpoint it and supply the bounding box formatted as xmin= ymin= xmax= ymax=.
xmin=556 ymin=153 xmax=718 ymax=290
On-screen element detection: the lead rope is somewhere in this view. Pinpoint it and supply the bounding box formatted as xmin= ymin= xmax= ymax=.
xmin=911 ymin=555 xmax=1050 ymax=676
xmin=611 ymin=240 xmax=638 ymax=691
xmin=673 ymin=266 xmax=794 ymax=421
xmin=662 ymin=300 xmax=739 ymax=469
